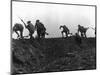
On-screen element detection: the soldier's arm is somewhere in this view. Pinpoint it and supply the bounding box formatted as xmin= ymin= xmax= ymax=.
xmin=41 ymin=22 xmax=46 ymax=30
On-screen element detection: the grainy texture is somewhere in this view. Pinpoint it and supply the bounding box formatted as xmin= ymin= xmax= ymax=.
xmin=11 ymin=37 xmax=96 ymax=74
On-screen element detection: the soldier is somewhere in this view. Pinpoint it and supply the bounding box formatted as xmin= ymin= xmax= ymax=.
xmin=19 ymin=18 xmax=35 ymax=39
xmin=59 ymin=25 xmax=70 ymax=38
xmin=12 ymin=23 xmax=24 ymax=39
xmin=78 ymin=24 xmax=89 ymax=38
xmin=26 ymin=21 xmax=35 ymax=39
xmin=35 ymin=20 xmax=47 ymax=38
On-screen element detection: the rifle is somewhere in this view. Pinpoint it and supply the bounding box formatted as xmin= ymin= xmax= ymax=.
xmin=18 ymin=17 xmax=27 ymax=28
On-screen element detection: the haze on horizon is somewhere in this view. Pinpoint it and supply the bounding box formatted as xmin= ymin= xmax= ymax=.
xmin=12 ymin=1 xmax=96 ymax=39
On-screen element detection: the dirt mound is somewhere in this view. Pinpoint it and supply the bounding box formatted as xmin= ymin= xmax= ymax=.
xmin=11 ymin=37 xmax=96 ymax=74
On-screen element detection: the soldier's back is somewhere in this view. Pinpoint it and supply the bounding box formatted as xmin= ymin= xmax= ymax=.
xmin=27 ymin=23 xmax=35 ymax=33
xmin=37 ymin=22 xmax=45 ymax=30
xmin=63 ymin=26 xmax=69 ymax=31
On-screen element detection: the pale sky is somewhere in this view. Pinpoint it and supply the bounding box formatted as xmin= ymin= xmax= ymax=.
xmin=12 ymin=1 xmax=95 ymax=38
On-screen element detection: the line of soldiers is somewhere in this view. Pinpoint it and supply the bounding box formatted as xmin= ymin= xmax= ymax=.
xmin=12 ymin=19 xmax=96 ymax=40
xmin=12 ymin=19 xmax=48 ymax=39
xmin=59 ymin=24 xmax=89 ymax=38
xmin=59 ymin=24 xmax=95 ymax=46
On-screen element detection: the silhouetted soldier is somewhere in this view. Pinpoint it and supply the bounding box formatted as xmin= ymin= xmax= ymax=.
xmin=12 ymin=23 xmax=24 ymax=39
xmin=78 ymin=24 xmax=89 ymax=38
xmin=59 ymin=25 xmax=70 ymax=38
xmin=26 ymin=21 xmax=35 ymax=39
xmin=19 ymin=18 xmax=35 ymax=39
xmin=35 ymin=20 xmax=46 ymax=38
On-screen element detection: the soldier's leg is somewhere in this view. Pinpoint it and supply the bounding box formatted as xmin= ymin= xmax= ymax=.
xmin=29 ymin=33 xmax=33 ymax=39
xmin=41 ymin=30 xmax=45 ymax=38
xmin=84 ymin=33 xmax=87 ymax=38
xmin=15 ymin=31 xmax=19 ymax=39
xmin=37 ymin=31 xmax=40 ymax=38
xmin=81 ymin=33 xmax=83 ymax=37
xmin=20 ymin=31 xmax=23 ymax=39
xmin=65 ymin=31 xmax=68 ymax=37
xmin=61 ymin=31 xmax=64 ymax=38
xmin=41 ymin=32 xmax=45 ymax=38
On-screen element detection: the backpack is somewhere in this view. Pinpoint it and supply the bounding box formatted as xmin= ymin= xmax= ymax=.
xmin=37 ymin=22 xmax=46 ymax=31
xmin=27 ymin=23 xmax=35 ymax=33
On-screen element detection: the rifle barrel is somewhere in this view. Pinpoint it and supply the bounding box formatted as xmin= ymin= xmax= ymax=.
xmin=18 ymin=17 xmax=27 ymax=28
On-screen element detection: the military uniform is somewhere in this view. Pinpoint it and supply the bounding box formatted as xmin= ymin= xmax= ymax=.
xmin=35 ymin=21 xmax=46 ymax=38
xmin=26 ymin=22 xmax=35 ymax=39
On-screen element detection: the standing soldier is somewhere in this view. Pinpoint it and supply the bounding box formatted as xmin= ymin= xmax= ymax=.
xmin=35 ymin=20 xmax=46 ymax=38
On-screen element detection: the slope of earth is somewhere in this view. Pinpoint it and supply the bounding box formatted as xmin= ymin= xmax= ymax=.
xmin=11 ymin=37 xmax=96 ymax=74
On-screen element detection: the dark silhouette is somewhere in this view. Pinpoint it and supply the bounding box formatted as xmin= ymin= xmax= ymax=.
xmin=26 ymin=21 xmax=35 ymax=39
xmin=35 ymin=20 xmax=48 ymax=38
xmin=20 ymin=18 xmax=35 ymax=39
xmin=12 ymin=23 xmax=24 ymax=39
xmin=59 ymin=25 xmax=70 ymax=38
xmin=78 ymin=24 xmax=89 ymax=38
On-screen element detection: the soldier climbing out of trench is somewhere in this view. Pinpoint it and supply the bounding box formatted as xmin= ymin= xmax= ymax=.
xmin=12 ymin=23 xmax=24 ymax=39
xmin=77 ymin=24 xmax=89 ymax=38
xmin=19 ymin=18 xmax=35 ymax=39
xmin=59 ymin=25 xmax=70 ymax=38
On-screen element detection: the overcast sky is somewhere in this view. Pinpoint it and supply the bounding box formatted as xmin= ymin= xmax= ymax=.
xmin=12 ymin=1 xmax=95 ymax=38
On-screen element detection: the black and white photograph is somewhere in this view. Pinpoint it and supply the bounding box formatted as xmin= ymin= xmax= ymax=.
xmin=11 ymin=0 xmax=96 ymax=75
